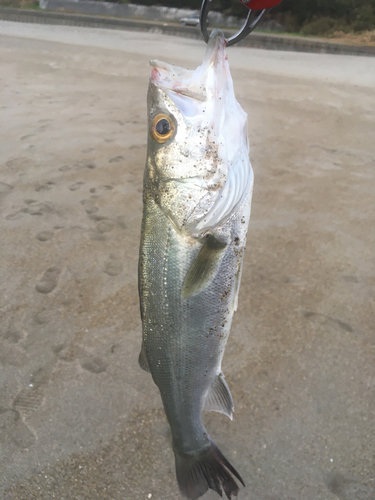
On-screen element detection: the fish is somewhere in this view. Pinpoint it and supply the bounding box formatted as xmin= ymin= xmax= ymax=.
xmin=138 ymin=29 xmax=253 ymax=500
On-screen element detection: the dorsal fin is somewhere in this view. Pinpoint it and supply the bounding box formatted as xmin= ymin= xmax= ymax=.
xmin=182 ymin=235 xmax=226 ymax=300
xmin=204 ymin=372 xmax=234 ymax=420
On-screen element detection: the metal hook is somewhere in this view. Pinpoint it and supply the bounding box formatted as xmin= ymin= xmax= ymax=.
xmin=200 ymin=0 xmax=270 ymax=47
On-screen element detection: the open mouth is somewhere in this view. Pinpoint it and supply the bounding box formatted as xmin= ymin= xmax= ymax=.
xmin=149 ymin=29 xmax=227 ymax=105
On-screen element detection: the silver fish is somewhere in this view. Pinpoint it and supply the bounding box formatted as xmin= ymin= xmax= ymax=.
xmin=138 ymin=29 xmax=253 ymax=500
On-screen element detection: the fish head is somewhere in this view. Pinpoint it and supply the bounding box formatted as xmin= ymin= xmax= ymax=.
xmin=145 ymin=29 xmax=252 ymax=236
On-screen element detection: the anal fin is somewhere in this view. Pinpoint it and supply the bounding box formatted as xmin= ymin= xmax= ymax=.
xmin=204 ymin=372 xmax=234 ymax=420
xmin=138 ymin=342 xmax=151 ymax=373
xmin=182 ymin=235 xmax=226 ymax=300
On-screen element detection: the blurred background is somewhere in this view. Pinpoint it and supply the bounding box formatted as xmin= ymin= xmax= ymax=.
xmin=1 ymin=0 xmax=375 ymax=43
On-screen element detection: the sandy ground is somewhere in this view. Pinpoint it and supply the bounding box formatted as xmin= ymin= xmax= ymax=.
xmin=0 ymin=21 xmax=374 ymax=500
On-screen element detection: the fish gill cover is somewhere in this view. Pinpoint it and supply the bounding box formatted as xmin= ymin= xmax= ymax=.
xmin=149 ymin=29 xmax=252 ymax=235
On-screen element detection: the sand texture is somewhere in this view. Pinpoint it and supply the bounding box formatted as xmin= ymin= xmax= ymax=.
xmin=0 ymin=21 xmax=374 ymax=500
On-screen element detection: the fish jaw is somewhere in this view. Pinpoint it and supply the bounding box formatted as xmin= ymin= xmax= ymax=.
xmin=146 ymin=29 xmax=253 ymax=238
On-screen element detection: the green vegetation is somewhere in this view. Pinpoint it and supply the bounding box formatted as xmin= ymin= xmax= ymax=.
xmin=277 ymin=0 xmax=375 ymax=34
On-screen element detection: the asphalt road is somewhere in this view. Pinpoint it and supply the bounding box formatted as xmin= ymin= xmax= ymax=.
xmin=0 ymin=21 xmax=374 ymax=500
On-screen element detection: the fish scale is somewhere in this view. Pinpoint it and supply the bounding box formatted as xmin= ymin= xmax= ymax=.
xmin=141 ymin=199 xmax=238 ymax=441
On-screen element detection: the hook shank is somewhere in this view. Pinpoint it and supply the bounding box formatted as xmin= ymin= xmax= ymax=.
xmin=200 ymin=0 xmax=270 ymax=47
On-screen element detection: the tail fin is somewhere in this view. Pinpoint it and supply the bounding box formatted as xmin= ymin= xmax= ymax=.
xmin=174 ymin=441 xmax=245 ymax=500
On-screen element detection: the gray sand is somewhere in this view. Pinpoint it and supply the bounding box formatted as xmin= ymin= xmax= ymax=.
xmin=0 ymin=21 xmax=374 ymax=500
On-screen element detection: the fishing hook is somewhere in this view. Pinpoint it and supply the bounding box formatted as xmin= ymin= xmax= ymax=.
xmin=200 ymin=0 xmax=270 ymax=47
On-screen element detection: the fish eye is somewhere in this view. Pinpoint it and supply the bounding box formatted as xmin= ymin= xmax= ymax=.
xmin=151 ymin=113 xmax=175 ymax=144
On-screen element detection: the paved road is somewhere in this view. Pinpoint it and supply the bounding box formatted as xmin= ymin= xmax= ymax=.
xmin=0 ymin=21 xmax=374 ymax=500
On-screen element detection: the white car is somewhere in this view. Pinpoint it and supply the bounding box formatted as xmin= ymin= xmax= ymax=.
xmin=180 ymin=15 xmax=201 ymax=27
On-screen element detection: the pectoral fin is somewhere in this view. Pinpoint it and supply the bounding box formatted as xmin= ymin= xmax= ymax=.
xmin=182 ymin=235 xmax=226 ymax=300
xmin=138 ymin=342 xmax=151 ymax=373
xmin=204 ymin=372 xmax=234 ymax=420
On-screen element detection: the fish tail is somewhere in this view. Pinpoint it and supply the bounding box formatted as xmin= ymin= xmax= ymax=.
xmin=174 ymin=440 xmax=245 ymax=500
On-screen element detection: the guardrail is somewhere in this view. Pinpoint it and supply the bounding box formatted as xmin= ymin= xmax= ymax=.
xmin=1 ymin=7 xmax=374 ymax=57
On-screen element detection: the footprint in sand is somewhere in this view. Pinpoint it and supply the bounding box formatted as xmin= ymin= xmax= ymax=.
xmin=75 ymin=161 xmax=96 ymax=170
xmin=0 ymin=343 xmax=28 ymax=367
xmin=109 ymin=156 xmax=124 ymax=163
xmin=12 ymin=364 xmax=54 ymax=423
xmin=86 ymin=231 xmax=106 ymax=241
xmin=36 ymin=231 xmax=54 ymax=242
xmin=13 ymin=385 xmax=45 ymax=414
xmin=103 ymin=255 xmax=123 ymax=276
xmin=81 ymin=198 xmax=101 ymax=218
xmin=35 ymin=266 xmax=60 ymax=294
xmin=0 ymin=182 xmax=13 ymax=201
xmin=97 ymin=220 xmax=115 ymax=233
xmin=69 ymin=182 xmax=85 ymax=191
xmin=20 ymin=134 xmax=35 ymax=141
xmin=5 ymin=207 xmax=29 ymax=220
xmin=33 ymin=311 xmax=50 ymax=325
xmin=58 ymin=165 xmax=71 ymax=172
xmin=80 ymin=356 xmax=107 ymax=374
xmin=89 ymin=214 xmax=106 ymax=222
xmin=28 ymin=202 xmax=56 ymax=216
xmin=0 ymin=409 xmax=36 ymax=449
xmin=85 ymin=205 xmax=98 ymax=215
xmin=52 ymin=343 xmax=73 ymax=362
xmin=1 ymin=322 xmax=23 ymax=344
xmin=35 ymin=182 xmax=54 ymax=192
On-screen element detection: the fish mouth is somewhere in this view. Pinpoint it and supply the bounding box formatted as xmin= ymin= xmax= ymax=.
xmin=150 ymin=29 xmax=227 ymax=103
xmin=204 ymin=28 xmax=227 ymax=68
